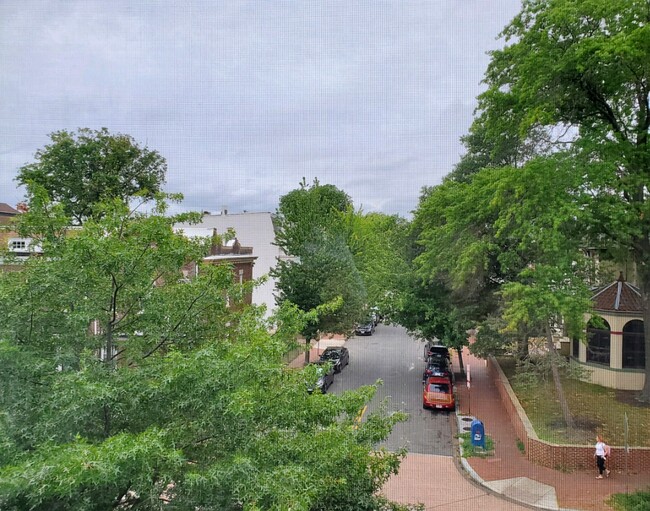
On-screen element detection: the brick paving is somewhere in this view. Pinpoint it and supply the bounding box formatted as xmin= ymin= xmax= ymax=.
xmin=289 ymin=336 xmax=650 ymax=510
xmin=382 ymin=453 xmax=533 ymax=510
xmin=455 ymin=348 xmax=650 ymax=511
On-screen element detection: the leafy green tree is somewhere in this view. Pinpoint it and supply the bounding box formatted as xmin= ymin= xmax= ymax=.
xmin=0 ymin=197 xmax=412 ymax=511
xmin=274 ymin=177 xmax=353 ymax=257
xmin=417 ymin=154 xmax=594 ymax=427
xmin=347 ymin=212 xmax=410 ymax=316
xmin=273 ymin=180 xmax=366 ymax=363
xmin=274 ymin=231 xmax=366 ymax=362
xmin=411 ymin=177 xmax=509 ymax=352
xmin=448 ymin=100 xmax=550 ymax=183
xmin=17 ymin=128 xmax=167 ymax=224
xmin=394 ymin=272 xmax=472 ymax=374
xmin=477 ymin=0 xmax=650 ymax=401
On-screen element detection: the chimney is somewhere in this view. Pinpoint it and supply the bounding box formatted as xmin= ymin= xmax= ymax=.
xmin=210 ymin=228 xmax=222 ymax=255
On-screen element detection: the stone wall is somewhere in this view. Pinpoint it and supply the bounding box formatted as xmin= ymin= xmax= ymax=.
xmin=487 ymin=356 xmax=650 ymax=473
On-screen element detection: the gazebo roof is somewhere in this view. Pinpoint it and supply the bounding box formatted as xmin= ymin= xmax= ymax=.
xmin=591 ymin=273 xmax=643 ymax=313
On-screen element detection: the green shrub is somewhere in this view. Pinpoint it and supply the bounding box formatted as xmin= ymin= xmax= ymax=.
xmin=457 ymin=432 xmax=494 ymax=458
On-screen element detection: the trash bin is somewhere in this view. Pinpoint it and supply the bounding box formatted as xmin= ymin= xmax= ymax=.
xmin=470 ymin=419 xmax=485 ymax=449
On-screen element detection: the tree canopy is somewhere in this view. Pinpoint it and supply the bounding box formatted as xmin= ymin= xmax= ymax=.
xmin=473 ymin=0 xmax=650 ymax=400
xmin=347 ymin=212 xmax=410 ymax=317
xmin=0 ymin=196 xmax=411 ymax=511
xmin=273 ymin=179 xmax=366 ymax=349
xmin=274 ymin=177 xmax=353 ymax=257
xmin=17 ymin=128 xmax=167 ymax=225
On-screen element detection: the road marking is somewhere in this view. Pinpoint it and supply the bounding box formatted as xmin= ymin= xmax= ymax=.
xmin=353 ymin=405 xmax=368 ymax=429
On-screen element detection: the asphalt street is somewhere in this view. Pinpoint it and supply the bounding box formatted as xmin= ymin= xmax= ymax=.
xmin=329 ymin=323 xmax=454 ymax=456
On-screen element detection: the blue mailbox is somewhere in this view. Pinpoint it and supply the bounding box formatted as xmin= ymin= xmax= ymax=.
xmin=470 ymin=419 xmax=485 ymax=449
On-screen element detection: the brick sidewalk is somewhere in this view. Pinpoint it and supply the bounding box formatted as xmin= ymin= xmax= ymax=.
xmin=455 ymin=349 xmax=650 ymax=511
xmin=286 ymin=335 xmax=347 ymax=368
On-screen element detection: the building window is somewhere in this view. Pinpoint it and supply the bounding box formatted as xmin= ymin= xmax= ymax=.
xmin=9 ymin=239 xmax=27 ymax=251
xmin=572 ymin=337 xmax=580 ymax=359
xmin=586 ymin=316 xmax=610 ymax=366
xmin=622 ymin=320 xmax=645 ymax=369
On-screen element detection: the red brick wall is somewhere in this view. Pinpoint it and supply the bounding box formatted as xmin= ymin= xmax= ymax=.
xmin=488 ymin=357 xmax=650 ymax=473
xmin=231 ymin=261 xmax=254 ymax=305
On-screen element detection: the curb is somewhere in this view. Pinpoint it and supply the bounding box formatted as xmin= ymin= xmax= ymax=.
xmin=455 ymin=413 xmax=582 ymax=511
xmin=455 ymin=413 xmax=486 ymax=484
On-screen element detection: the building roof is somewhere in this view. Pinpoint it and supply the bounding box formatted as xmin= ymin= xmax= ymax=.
xmin=591 ymin=273 xmax=643 ymax=313
xmin=0 ymin=203 xmax=19 ymax=215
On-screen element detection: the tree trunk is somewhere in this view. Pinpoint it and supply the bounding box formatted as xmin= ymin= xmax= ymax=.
xmin=518 ymin=331 xmax=529 ymax=362
xmin=456 ymin=348 xmax=465 ymax=376
xmin=105 ymin=325 xmax=114 ymax=368
xmin=546 ymin=322 xmax=575 ymax=430
xmin=304 ymin=333 xmax=319 ymax=365
xmin=638 ymin=265 xmax=650 ymax=403
xmin=304 ymin=340 xmax=311 ymax=365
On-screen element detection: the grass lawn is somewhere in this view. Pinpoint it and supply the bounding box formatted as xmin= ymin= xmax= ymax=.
xmin=496 ymin=357 xmax=650 ymax=447
xmin=607 ymin=490 xmax=650 ymax=511
xmin=457 ymin=431 xmax=494 ymax=458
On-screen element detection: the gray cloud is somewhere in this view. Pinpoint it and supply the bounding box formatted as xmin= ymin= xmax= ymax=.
xmin=1 ymin=0 xmax=521 ymax=217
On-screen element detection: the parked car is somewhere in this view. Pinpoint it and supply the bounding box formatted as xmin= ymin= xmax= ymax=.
xmin=318 ymin=346 xmax=350 ymax=373
xmin=422 ymin=357 xmax=453 ymax=383
xmin=422 ymin=376 xmax=455 ymax=410
xmin=355 ymin=321 xmax=375 ymax=336
xmin=306 ymin=362 xmax=335 ymax=394
xmin=424 ymin=342 xmax=450 ymax=361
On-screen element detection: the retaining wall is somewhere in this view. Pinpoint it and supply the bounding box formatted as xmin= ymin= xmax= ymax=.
xmin=487 ymin=356 xmax=650 ymax=473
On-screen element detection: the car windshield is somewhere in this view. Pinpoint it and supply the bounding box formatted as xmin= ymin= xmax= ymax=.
xmin=427 ymin=383 xmax=450 ymax=393
xmin=321 ymin=351 xmax=340 ymax=359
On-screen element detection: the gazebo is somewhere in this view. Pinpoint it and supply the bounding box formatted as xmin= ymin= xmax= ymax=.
xmin=572 ymin=273 xmax=646 ymax=390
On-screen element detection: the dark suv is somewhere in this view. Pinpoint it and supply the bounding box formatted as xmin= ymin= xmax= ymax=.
xmin=306 ymin=362 xmax=335 ymax=394
xmin=424 ymin=342 xmax=450 ymax=361
xmin=355 ymin=322 xmax=375 ymax=336
xmin=318 ymin=346 xmax=350 ymax=373
xmin=422 ymin=357 xmax=453 ymax=383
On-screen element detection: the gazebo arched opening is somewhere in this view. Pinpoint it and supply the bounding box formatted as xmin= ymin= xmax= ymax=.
xmin=586 ymin=316 xmax=610 ymax=366
xmin=622 ymin=319 xmax=645 ymax=369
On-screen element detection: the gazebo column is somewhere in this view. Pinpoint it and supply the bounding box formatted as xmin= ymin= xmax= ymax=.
xmin=608 ymin=315 xmax=624 ymax=370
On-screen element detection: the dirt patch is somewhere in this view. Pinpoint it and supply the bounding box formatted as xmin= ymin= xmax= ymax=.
xmin=573 ymin=416 xmax=599 ymax=431
xmin=496 ymin=356 xmax=650 ymax=446
xmin=615 ymin=389 xmax=650 ymax=408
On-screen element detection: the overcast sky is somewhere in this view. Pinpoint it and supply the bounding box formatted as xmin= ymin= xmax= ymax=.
xmin=1 ymin=1 xmax=521 ymax=218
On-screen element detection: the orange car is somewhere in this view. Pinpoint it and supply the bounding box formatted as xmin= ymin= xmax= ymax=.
xmin=422 ymin=376 xmax=455 ymax=411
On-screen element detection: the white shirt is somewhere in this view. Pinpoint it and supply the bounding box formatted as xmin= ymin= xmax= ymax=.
xmin=595 ymin=441 xmax=606 ymax=456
